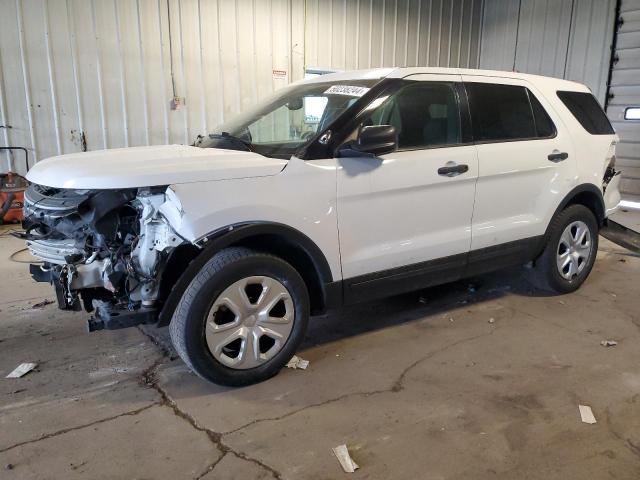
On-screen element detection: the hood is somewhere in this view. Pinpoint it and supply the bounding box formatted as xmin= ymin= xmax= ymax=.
xmin=26 ymin=145 xmax=288 ymax=189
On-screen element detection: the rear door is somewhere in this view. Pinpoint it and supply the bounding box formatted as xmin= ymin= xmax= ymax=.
xmin=462 ymin=76 xmax=576 ymax=267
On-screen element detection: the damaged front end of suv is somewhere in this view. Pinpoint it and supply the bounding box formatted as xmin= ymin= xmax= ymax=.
xmin=21 ymin=184 xmax=188 ymax=331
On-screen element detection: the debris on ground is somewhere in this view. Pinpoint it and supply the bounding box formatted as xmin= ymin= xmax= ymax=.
xmin=31 ymin=299 xmax=54 ymax=309
xmin=5 ymin=463 xmax=14 ymax=471
xmin=558 ymin=300 xmax=566 ymax=305
xmin=579 ymin=405 xmax=597 ymax=424
xmin=488 ymin=318 xmax=495 ymax=324
xmin=609 ymin=292 xmax=617 ymax=298
xmin=6 ymin=362 xmax=38 ymax=378
xmin=332 ymin=444 xmax=359 ymax=473
xmin=600 ymin=340 xmax=618 ymax=347
xmin=285 ymin=355 xmax=309 ymax=370
xmin=619 ymin=258 xmax=626 ymax=263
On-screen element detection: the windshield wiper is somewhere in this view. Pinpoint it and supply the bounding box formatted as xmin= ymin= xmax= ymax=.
xmin=207 ymin=132 xmax=254 ymax=152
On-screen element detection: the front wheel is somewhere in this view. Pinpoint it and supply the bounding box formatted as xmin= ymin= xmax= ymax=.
xmin=170 ymin=247 xmax=310 ymax=386
xmin=530 ymin=204 xmax=599 ymax=294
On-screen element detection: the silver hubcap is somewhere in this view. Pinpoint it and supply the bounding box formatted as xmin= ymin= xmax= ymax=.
xmin=556 ymin=220 xmax=593 ymax=280
xmin=205 ymin=276 xmax=294 ymax=369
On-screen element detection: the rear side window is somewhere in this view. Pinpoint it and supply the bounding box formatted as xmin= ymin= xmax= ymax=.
xmin=556 ymin=91 xmax=614 ymax=135
xmin=466 ymin=83 xmax=537 ymax=142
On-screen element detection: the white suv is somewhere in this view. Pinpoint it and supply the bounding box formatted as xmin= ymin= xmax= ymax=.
xmin=22 ymin=68 xmax=621 ymax=386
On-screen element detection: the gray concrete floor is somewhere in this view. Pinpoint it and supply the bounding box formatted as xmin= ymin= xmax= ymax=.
xmin=1 ymin=223 xmax=639 ymax=479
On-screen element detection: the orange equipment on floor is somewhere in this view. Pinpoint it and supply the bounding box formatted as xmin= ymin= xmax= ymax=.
xmin=0 ymin=147 xmax=29 ymax=224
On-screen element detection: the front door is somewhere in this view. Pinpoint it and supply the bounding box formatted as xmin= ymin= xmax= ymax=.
xmin=336 ymin=74 xmax=479 ymax=303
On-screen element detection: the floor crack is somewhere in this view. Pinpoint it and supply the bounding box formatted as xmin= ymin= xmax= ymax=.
xmin=0 ymin=403 xmax=158 ymax=454
xmin=136 ymin=326 xmax=177 ymax=361
xmin=138 ymin=321 xmax=499 ymax=478
xmin=140 ymin=331 xmax=283 ymax=479
xmin=221 ymin=326 xmax=501 ymax=436
xmin=194 ymin=452 xmax=227 ymax=480
xmin=604 ymin=408 xmax=640 ymax=460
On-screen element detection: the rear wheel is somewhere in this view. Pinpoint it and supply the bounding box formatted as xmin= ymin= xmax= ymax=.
xmin=170 ymin=247 xmax=310 ymax=386
xmin=530 ymin=204 xmax=598 ymax=293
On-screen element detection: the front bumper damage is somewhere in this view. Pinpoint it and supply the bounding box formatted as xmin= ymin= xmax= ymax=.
xmin=20 ymin=184 xmax=189 ymax=331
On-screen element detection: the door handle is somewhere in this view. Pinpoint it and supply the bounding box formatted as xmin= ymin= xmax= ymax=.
xmin=548 ymin=151 xmax=569 ymax=162
xmin=438 ymin=163 xmax=469 ymax=177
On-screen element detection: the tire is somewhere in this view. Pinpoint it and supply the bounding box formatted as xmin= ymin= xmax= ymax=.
xmin=530 ymin=204 xmax=599 ymax=294
xmin=170 ymin=247 xmax=310 ymax=386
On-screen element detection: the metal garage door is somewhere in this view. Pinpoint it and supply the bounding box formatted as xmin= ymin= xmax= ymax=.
xmin=607 ymin=0 xmax=640 ymax=195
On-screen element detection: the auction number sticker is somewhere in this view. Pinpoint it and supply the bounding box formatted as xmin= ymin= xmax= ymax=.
xmin=324 ymin=85 xmax=370 ymax=97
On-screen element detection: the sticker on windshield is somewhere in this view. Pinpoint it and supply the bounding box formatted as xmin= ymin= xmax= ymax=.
xmin=324 ymin=85 xmax=370 ymax=97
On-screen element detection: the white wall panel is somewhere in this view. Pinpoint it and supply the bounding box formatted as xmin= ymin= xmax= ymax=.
xmin=0 ymin=0 xmax=306 ymax=173
xmin=0 ymin=0 xmax=483 ymax=174
xmin=565 ymin=0 xmax=616 ymax=103
xmin=305 ymin=0 xmax=483 ymax=71
xmin=478 ymin=0 xmax=519 ymax=71
xmin=480 ymin=0 xmax=616 ymax=104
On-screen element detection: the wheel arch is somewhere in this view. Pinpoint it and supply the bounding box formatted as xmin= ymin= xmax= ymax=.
xmin=157 ymin=222 xmax=338 ymax=327
xmin=553 ymin=184 xmax=605 ymax=228
xmin=529 ymin=184 xmax=605 ymax=266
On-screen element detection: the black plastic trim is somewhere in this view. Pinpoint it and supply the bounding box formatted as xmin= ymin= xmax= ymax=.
xmin=196 ymin=223 xmax=333 ymax=282
xmin=343 ymin=253 xmax=467 ymax=305
xmin=323 ymin=280 xmax=344 ymax=309
xmin=88 ymin=306 xmax=157 ymax=332
xmin=337 ymin=236 xmax=546 ymax=306
xmin=455 ymin=81 xmax=474 ymax=144
xmin=466 ymin=236 xmax=545 ymax=277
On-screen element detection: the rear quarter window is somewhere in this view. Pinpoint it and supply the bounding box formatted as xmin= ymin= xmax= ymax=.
xmin=556 ymin=91 xmax=614 ymax=135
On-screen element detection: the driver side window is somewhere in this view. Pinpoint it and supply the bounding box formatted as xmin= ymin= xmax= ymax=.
xmin=366 ymin=82 xmax=462 ymax=150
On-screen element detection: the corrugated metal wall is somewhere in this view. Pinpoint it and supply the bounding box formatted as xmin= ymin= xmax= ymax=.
xmin=304 ymin=0 xmax=483 ymax=70
xmin=0 ymin=0 xmax=483 ymax=174
xmin=0 ymin=0 xmax=303 ymax=173
xmin=479 ymin=0 xmax=616 ymax=104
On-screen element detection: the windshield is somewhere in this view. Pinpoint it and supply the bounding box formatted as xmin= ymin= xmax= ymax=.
xmin=198 ymin=79 xmax=380 ymax=159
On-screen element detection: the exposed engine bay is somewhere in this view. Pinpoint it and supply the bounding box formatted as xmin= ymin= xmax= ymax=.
xmin=21 ymin=183 xmax=189 ymax=331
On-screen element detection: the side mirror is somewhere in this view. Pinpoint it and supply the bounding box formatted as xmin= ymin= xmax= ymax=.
xmin=338 ymin=125 xmax=397 ymax=157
